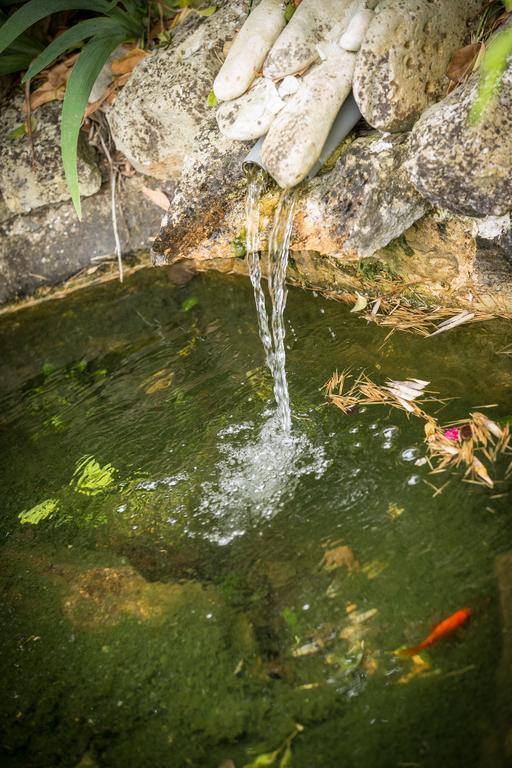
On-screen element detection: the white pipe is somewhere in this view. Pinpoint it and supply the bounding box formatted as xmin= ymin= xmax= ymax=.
xmin=243 ymin=92 xmax=362 ymax=184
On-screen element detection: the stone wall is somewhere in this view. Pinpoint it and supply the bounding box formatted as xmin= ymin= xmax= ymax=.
xmin=0 ymin=1 xmax=511 ymax=309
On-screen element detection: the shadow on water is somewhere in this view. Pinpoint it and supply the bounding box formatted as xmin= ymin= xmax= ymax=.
xmin=0 ymin=268 xmax=511 ymax=768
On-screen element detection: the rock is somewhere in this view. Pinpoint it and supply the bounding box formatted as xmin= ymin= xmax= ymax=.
xmin=107 ymin=1 xmax=249 ymax=179
xmin=295 ymin=134 xmax=428 ymax=256
xmin=406 ymin=65 xmax=512 ymax=217
xmin=0 ymin=96 xmax=101 ymax=214
xmin=0 ymin=174 xmax=163 ymax=304
xmin=353 ymin=0 xmax=485 ymax=132
xmin=152 ymin=133 xmax=427 ymax=264
xmin=151 ymin=115 xmax=250 ymax=265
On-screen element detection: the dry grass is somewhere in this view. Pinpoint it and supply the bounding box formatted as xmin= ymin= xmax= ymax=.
xmin=323 ymin=370 xmax=436 ymax=420
xmin=425 ymin=412 xmax=511 ymax=489
xmin=325 ymin=369 xmax=511 ymax=490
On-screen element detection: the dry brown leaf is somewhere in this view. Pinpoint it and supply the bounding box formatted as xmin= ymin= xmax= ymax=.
xmin=24 ymin=55 xmax=78 ymax=112
xmin=447 ymin=42 xmax=483 ymax=84
xmin=111 ymin=48 xmax=147 ymax=76
xmin=321 ymin=545 xmax=360 ymax=573
xmin=142 ymin=186 xmax=170 ymax=211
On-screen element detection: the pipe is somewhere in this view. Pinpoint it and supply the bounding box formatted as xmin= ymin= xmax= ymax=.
xmin=242 ymin=91 xmax=362 ymax=185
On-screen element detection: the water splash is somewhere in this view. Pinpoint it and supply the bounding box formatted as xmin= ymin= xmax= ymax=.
xmin=245 ymin=168 xmax=296 ymax=431
xmin=195 ymin=178 xmax=325 ymax=544
xmin=198 ymin=415 xmax=328 ymax=545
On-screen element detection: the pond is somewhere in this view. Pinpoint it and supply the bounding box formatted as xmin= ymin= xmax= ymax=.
xmin=0 ymin=269 xmax=511 ymax=768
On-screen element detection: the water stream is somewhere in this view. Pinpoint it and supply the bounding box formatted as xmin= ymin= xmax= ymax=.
xmin=245 ymin=168 xmax=296 ymax=432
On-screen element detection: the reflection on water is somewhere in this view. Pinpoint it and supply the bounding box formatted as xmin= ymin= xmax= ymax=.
xmin=0 ymin=270 xmax=511 ymax=768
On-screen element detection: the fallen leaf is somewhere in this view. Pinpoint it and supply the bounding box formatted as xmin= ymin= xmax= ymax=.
xmin=351 ymin=292 xmax=368 ymax=313
xmin=362 ymin=560 xmax=387 ymax=580
xmin=428 ymin=311 xmax=475 ymax=337
xmin=142 ymin=369 xmax=175 ymax=395
xmin=398 ymin=654 xmax=431 ymax=684
xmin=142 ymin=186 xmax=170 ymax=210
xmin=111 ymin=48 xmax=147 ymax=76
xmin=321 ymin=545 xmax=360 ymax=573
xmin=388 ymin=502 xmax=405 ymax=520
xmin=447 ymin=42 xmax=483 ymax=84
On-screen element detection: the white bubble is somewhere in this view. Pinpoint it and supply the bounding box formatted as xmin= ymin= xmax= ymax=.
xmin=401 ymin=447 xmax=419 ymax=462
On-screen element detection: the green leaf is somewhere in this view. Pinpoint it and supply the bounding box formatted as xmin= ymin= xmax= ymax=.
xmin=470 ymin=24 xmax=512 ymax=123
xmin=8 ymin=115 xmax=37 ymax=139
xmin=279 ymin=745 xmax=292 ymax=768
xmin=71 ymin=455 xmax=116 ymax=495
xmin=196 ymin=5 xmax=216 ymax=16
xmin=243 ymin=751 xmax=280 ymax=768
xmin=0 ymin=0 xmax=115 ymax=55
xmin=19 ymin=498 xmax=59 ymax=525
xmin=181 ymin=296 xmax=200 ymax=312
xmin=207 ymin=89 xmax=218 ymax=107
xmin=61 ymin=32 xmax=125 ymax=218
xmin=23 ymin=16 xmax=122 ymax=82
xmin=284 ymin=1 xmax=295 ymax=22
xmin=42 ymin=361 xmax=57 ymax=376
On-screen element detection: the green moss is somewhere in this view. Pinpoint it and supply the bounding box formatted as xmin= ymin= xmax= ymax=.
xmin=232 ymin=228 xmax=247 ymax=259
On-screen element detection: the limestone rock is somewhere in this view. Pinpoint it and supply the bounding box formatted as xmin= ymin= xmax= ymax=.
xmin=0 ymin=96 xmax=101 ymax=215
xmin=406 ymin=65 xmax=512 ymax=217
xmin=152 ymin=116 xmax=250 ymax=264
xmin=353 ymin=0 xmax=485 ymax=132
xmin=0 ymin=175 xmax=162 ymax=304
xmin=107 ymin=1 xmax=249 ymax=180
xmin=296 ymin=134 xmax=428 ymax=257
xmin=152 ymin=133 xmax=427 ymax=264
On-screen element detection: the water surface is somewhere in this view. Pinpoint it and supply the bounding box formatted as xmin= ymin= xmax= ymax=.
xmin=0 ymin=270 xmax=511 ymax=768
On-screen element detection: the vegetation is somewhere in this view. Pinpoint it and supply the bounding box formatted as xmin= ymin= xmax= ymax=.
xmin=471 ymin=0 xmax=512 ymax=121
xmin=0 ymin=1 xmax=202 ymax=217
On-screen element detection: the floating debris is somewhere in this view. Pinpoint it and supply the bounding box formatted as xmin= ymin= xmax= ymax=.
xmin=323 ymin=369 xmax=435 ymax=419
xmin=428 ymin=310 xmax=475 ymax=337
xmin=425 ymin=412 xmax=511 ymax=489
xmin=325 ymin=370 xmax=511 ymax=490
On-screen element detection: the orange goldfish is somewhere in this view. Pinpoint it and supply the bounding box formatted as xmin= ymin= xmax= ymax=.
xmin=395 ymin=607 xmax=472 ymax=657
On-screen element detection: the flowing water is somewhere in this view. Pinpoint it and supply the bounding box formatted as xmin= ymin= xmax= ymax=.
xmin=0 ymin=269 xmax=511 ymax=768
xmin=245 ymin=169 xmax=296 ymax=431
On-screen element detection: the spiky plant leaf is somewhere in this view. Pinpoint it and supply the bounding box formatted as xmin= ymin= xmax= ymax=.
xmin=0 ymin=0 xmax=115 ymax=54
xmin=61 ymin=32 xmax=125 ymax=218
xmin=23 ymin=15 xmax=122 ymax=81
